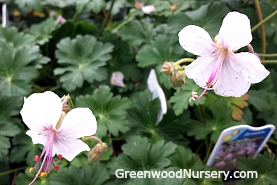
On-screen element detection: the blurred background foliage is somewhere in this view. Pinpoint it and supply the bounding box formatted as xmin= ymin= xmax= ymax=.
xmin=0 ymin=0 xmax=277 ymax=184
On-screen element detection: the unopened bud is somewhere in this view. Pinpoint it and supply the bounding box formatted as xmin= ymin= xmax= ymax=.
xmin=175 ymin=69 xmax=186 ymax=80
xmin=88 ymin=143 xmax=108 ymax=162
xmin=161 ymin=62 xmax=174 ymax=76
xmin=170 ymin=69 xmax=186 ymax=87
xmin=170 ymin=5 xmax=177 ymax=11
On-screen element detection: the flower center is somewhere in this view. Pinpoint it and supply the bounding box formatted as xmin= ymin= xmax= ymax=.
xmin=190 ymin=48 xmax=228 ymax=101
xmin=29 ymin=129 xmax=62 ymax=185
xmin=206 ymin=48 xmax=228 ymax=87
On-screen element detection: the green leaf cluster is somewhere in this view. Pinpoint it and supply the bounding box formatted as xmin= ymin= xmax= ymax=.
xmin=76 ymin=86 xmax=131 ymax=138
xmin=55 ymin=35 xmax=113 ymax=91
xmin=108 ymin=136 xmax=177 ymax=172
xmin=237 ymin=154 xmax=277 ymax=185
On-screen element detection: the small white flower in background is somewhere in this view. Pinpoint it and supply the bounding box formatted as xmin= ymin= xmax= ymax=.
xmin=135 ymin=2 xmax=155 ymax=14
xmin=141 ymin=5 xmax=156 ymax=14
xmin=20 ymin=91 xmax=97 ymax=185
xmin=147 ymin=69 xmax=167 ymax=123
xmin=110 ymin=71 xmax=126 ymax=87
xmin=179 ymin=12 xmax=270 ymax=100
xmin=57 ymin=15 xmax=66 ymax=24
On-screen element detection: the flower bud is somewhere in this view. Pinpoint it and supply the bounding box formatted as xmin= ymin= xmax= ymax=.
xmin=170 ymin=5 xmax=177 ymax=11
xmin=170 ymin=69 xmax=186 ymax=87
xmin=88 ymin=143 xmax=108 ymax=162
xmin=161 ymin=62 xmax=174 ymax=76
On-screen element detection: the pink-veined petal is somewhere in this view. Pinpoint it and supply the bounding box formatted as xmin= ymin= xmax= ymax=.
xmin=53 ymin=139 xmax=89 ymax=161
xmin=216 ymin=12 xmax=252 ymax=50
xmin=57 ymin=108 xmax=97 ymax=140
xmin=185 ymin=55 xmax=217 ymax=88
xmin=20 ymin=91 xmax=62 ymax=132
xmin=213 ymin=56 xmax=251 ymax=97
xmin=178 ymin=25 xmax=215 ymax=56
xmin=229 ymin=52 xmax=270 ymax=83
xmin=26 ymin=130 xmax=47 ymax=145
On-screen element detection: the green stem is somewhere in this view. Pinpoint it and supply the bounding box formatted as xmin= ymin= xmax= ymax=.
xmin=268 ymin=138 xmax=277 ymax=145
xmin=0 ymin=166 xmax=26 ymax=176
xmin=72 ymin=11 xmax=80 ymax=22
xmin=111 ymin=137 xmax=125 ymax=141
xmin=175 ymin=58 xmax=195 ymax=66
xmin=261 ymin=60 xmax=277 ymax=64
xmin=112 ymin=17 xmax=133 ymax=34
xmin=197 ymin=105 xmax=204 ymax=123
xmin=195 ymin=142 xmax=204 ymax=154
xmin=83 ymin=136 xmax=103 ymax=145
xmin=251 ymin=10 xmax=277 ymax=32
xmin=32 ymin=84 xmax=44 ymax=92
xmin=258 ymin=53 xmax=277 ymax=57
xmin=253 ymin=0 xmax=266 ymax=57
xmin=204 ymin=139 xmax=213 ymax=163
xmin=100 ymin=0 xmax=115 ymax=33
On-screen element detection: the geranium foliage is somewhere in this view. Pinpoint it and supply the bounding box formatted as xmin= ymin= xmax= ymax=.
xmin=55 ymin=35 xmax=113 ymax=91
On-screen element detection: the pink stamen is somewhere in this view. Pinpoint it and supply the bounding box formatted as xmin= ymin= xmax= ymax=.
xmin=247 ymin=44 xmax=260 ymax=59
xmin=207 ymin=49 xmax=227 ymax=85
xmin=247 ymin=44 xmax=254 ymax=54
xmin=29 ymin=130 xmax=59 ymax=185
xmin=190 ymin=49 xmax=228 ymax=101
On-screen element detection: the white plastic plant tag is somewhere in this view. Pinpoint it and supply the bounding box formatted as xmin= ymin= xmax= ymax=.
xmin=207 ymin=124 xmax=275 ymax=171
xmin=147 ymin=69 xmax=167 ymax=124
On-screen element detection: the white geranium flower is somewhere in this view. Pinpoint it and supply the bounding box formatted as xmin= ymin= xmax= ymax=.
xmin=20 ymin=91 xmax=97 ymax=184
xmin=179 ymin=12 xmax=270 ymax=100
xmin=141 ymin=5 xmax=155 ymax=14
